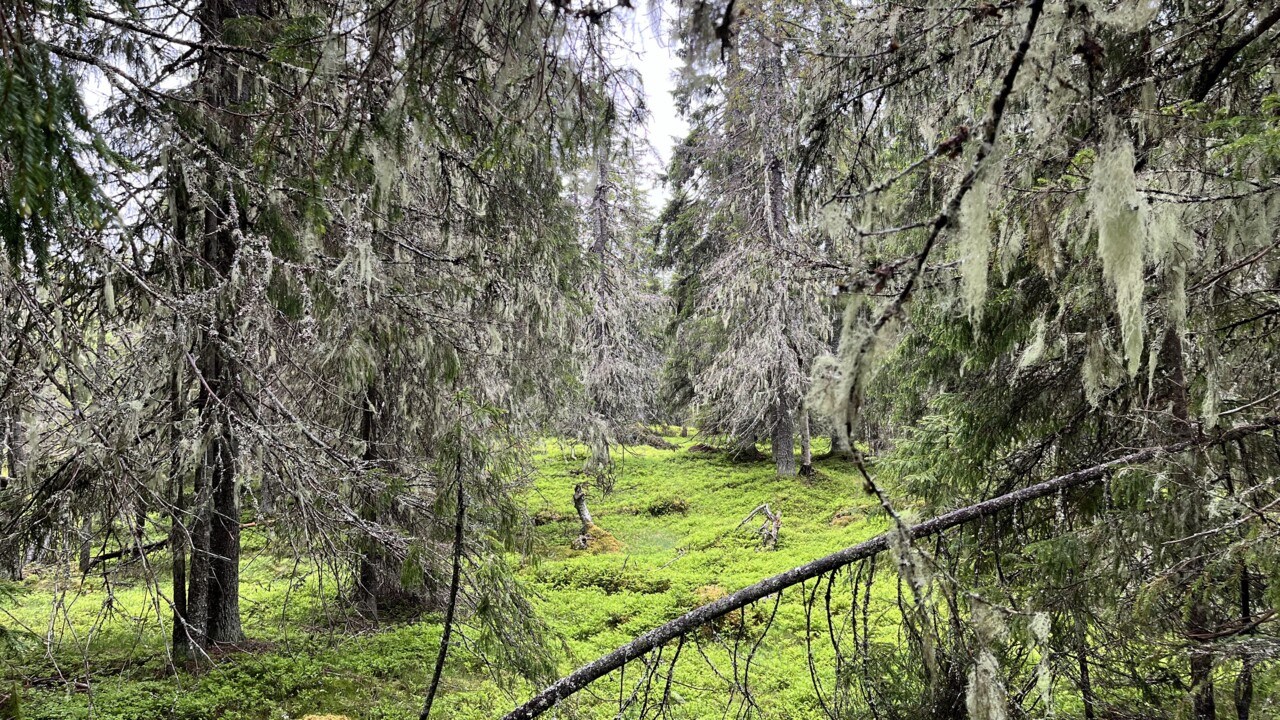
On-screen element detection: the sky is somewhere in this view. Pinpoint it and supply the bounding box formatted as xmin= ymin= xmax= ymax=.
xmin=611 ymin=2 xmax=690 ymax=209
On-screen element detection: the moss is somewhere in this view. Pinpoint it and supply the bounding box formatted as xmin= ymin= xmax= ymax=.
xmin=645 ymin=496 xmax=689 ymax=516
xmin=578 ymin=524 xmax=624 ymax=554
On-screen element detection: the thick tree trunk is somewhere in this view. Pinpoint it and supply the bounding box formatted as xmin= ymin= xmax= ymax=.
xmin=186 ymin=460 xmax=211 ymax=648
xmin=205 ymin=420 xmax=242 ymax=643
xmin=184 ymin=0 xmax=267 ymax=648
xmin=772 ymin=396 xmax=796 ymax=477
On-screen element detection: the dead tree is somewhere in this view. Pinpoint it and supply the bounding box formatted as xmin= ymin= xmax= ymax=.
xmin=737 ymin=503 xmax=781 ymax=550
xmin=571 ymin=482 xmax=596 ymax=550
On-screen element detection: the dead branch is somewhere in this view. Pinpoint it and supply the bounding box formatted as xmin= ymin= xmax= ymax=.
xmin=736 ymin=503 xmax=781 ymax=550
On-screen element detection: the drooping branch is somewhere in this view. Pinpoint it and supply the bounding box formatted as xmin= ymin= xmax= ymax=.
xmin=500 ymin=417 xmax=1278 ymax=720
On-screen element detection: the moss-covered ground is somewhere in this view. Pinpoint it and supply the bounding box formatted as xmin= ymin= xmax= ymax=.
xmin=2 ymin=431 xmax=901 ymax=719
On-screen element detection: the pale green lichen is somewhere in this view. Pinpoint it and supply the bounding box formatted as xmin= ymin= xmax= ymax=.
xmin=1030 ymin=612 xmax=1053 ymax=716
xmin=807 ymin=294 xmax=875 ymax=436
xmin=966 ymin=648 xmax=1007 ymax=720
xmin=1018 ymin=315 xmax=1048 ymax=370
xmin=1090 ymin=137 xmax=1146 ymax=376
xmin=959 ymin=178 xmax=992 ymax=323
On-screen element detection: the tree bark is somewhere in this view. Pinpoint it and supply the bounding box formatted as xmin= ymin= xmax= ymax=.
xmin=1075 ymin=611 xmax=1096 ymax=720
xmin=798 ymin=404 xmax=813 ymax=476
xmin=573 ymin=483 xmax=593 ymax=534
xmin=186 ymin=0 xmax=266 ymax=647
xmin=77 ymin=514 xmax=92 ymax=573
xmin=1235 ymin=564 xmax=1253 ymax=720
xmin=0 ymin=399 xmax=27 ymax=579
xmin=772 ymin=396 xmax=796 ymax=477
xmin=186 ymin=460 xmax=210 ymax=649
xmin=1158 ymin=327 xmax=1214 ymax=719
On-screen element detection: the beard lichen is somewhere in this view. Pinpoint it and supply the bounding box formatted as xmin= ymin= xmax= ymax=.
xmin=959 ymin=177 xmax=993 ymax=323
xmin=1089 ymin=137 xmax=1146 ymax=377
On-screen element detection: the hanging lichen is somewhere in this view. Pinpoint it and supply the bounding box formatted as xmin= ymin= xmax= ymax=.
xmin=959 ymin=177 xmax=992 ymax=323
xmin=1090 ymin=0 xmax=1159 ymax=31
xmin=1018 ymin=314 xmax=1047 ymax=370
xmin=1030 ymin=612 xmax=1053 ymax=716
xmin=999 ymin=216 xmax=1025 ymax=281
xmin=967 ymin=650 xmax=1007 ymax=720
xmin=1146 ymin=203 xmax=1193 ymax=333
xmin=808 ymin=294 xmax=874 ymax=439
xmin=1082 ymin=330 xmax=1123 ymax=408
xmin=1089 ymin=136 xmax=1146 ymax=376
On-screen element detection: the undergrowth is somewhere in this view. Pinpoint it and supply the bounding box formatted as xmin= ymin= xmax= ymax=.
xmin=1 ymin=432 xmax=894 ymax=719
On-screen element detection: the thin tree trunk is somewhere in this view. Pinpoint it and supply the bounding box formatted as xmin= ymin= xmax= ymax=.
xmin=77 ymin=514 xmax=91 ymax=574
xmin=1075 ymin=612 xmax=1096 ymax=720
xmin=419 ymin=478 xmax=465 ymax=720
xmin=0 ymin=400 xmax=26 ymax=579
xmin=1159 ymin=328 xmax=1215 ymax=720
xmin=1235 ymin=563 xmax=1253 ymax=720
xmin=799 ymin=405 xmax=813 ymax=476
xmin=357 ymin=384 xmax=381 ymax=622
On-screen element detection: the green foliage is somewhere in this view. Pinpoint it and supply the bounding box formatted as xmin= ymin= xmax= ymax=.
xmin=0 ymin=1 xmax=114 ymax=272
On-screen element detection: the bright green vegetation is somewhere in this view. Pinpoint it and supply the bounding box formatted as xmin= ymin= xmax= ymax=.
xmin=2 ymin=433 xmax=902 ymax=720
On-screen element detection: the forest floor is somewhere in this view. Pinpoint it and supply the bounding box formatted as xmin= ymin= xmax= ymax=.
xmin=2 ymin=430 xmax=902 ymax=719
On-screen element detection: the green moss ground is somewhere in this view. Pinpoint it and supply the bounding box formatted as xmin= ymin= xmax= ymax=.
xmin=2 ymin=432 xmax=901 ymax=719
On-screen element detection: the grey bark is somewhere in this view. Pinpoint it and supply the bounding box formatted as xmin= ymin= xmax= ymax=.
xmin=799 ymin=405 xmax=813 ymax=476
xmin=772 ymin=396 xmax=796 ymax=477
xmin=573 ymin=483 xmax=593 ymax=533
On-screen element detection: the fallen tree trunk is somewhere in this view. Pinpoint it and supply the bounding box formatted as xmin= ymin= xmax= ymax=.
xmin=88 ymin=539 xmax=168 ymax=569
xmin=500 ymin=417 xmax=1278 ymax=720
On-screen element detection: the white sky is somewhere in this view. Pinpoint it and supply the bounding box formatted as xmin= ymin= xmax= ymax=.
xmin=611 ymin=2 xmax=689 ymax=210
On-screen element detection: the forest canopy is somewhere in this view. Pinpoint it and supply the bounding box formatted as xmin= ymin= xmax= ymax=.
xmin=1 ymin=1 xmax=1278 ymax=719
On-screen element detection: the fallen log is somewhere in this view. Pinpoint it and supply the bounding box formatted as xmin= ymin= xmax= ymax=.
xmin=500 ymin=417 xmax=1278 ymax=720
xmin=88 ymin=539 xmax=168 ymax=568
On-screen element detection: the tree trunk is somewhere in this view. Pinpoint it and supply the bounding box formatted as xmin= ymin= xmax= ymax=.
xmin=772 ymin=396 xmax=796 ymax=477
xmin=185 ymin=0 xmax=267 ymax=647
xmin=1075 ymin=611 xmax=1096 ymax=720
xmin=77 ymin=514 xmax=92 ymax=573
xmin=0 ymin=400 xmax=27 ymax=579
xmin=1157 ymin=328 xmax=1214 ymax=720
xmin=186 ymin=458 xmax=211 ymax=649
xmin=205 ymin=419 xmax=242 ymax=643
xmin=573 ymin=483 xmax=593 ymax=534
xmin=1234 ymin=564 xmax=1253 ymax=720
xmin=798 ymin=404 xmax=813 ymax=476
xmin=356 ymin=384 xmax=383 ymax=622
